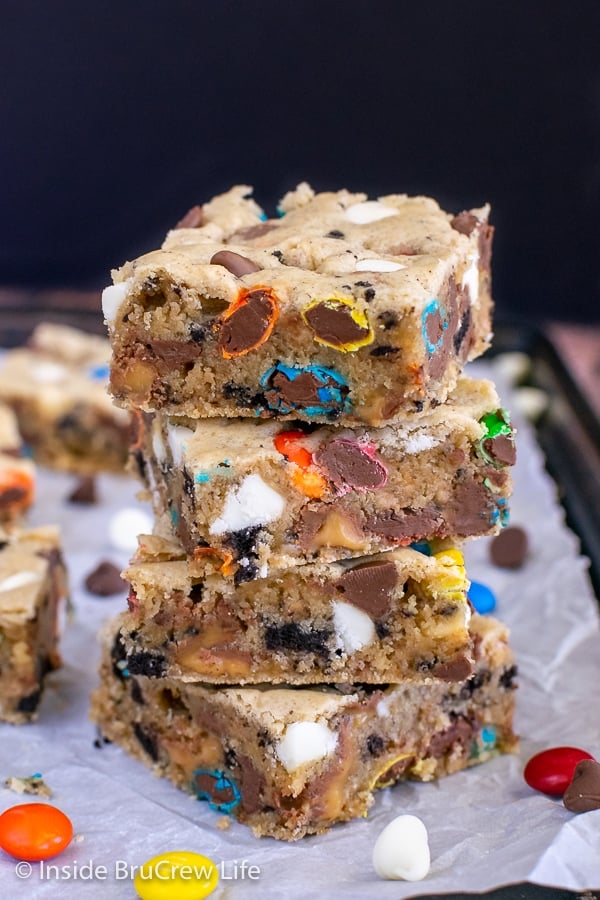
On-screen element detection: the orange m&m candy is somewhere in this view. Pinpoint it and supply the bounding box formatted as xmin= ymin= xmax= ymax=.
xmin=0 ymin=802 xmax=73 ymax=861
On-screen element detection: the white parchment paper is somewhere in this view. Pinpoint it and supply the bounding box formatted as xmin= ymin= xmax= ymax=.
xmin=1 ymin=359 xmax=599 ymax=899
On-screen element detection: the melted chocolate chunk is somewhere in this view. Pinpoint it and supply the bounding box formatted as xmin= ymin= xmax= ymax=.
xmin=175 ymin=205 xmax=204 ymax=228
xmin=446 ymin=480 xmax=496 ymax=535
xmin=453 ymin=303 xmax=472 ymax=355
xmin=210 ymin=250 xmax=262 ymax=277
xmin=490 ymin=526 xmax=528 ymax=569
xmin=315 ymin=439 xmax=387 ymax=491
xmin=303 ymin=302 xmax=368 ymax=348
xmin=333 ymin=560 xmax=398 ymax=618
xmin=483 ymin=433 xmax=516 ymax=467
xmin=127 ymin=649 xmax=167 ymax=678
xmin=563 ymin=759 xmax=600 ymax=813
xmin=367 ymin=508 xmax=443 ymax=542
xmin=232 ymin=222 xmax=279 ymax=241
xmin=427 ymin=714 xmax=474 ymax=758
xmin=430 ymin=654 xmax=474 ymax=681
xmin=85 ymin=560 xmax=126 ymax=597
xmin=237 ymin=754 xmax=266 ymax=815
xmin=218 ymin=290 xmax=276 ymax=356
xmin=450 ymin=211 xmax=479 ymax=235
xmin=133 ymin=723 xmax=159 ymax=761
xmin=264 ymin=622 xmax=332 ymax=657
xmin=147 ymin=339 xmax=203 ymax=367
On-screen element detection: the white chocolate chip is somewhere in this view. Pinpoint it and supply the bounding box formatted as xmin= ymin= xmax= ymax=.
xmin=102 ymin=279 xmax=133 ymax=325
xmin=209 ymin=474 xmax=285 ymax=535
xmin=31 ymin=362 xmax=68 ymax=384
xmin=461 ymin=253 xmax=479 ymax=303
xmin=275 ymin=721 xmax=338 ymax=771
xmin=109 ymin=507 xmax=153 ymax=552
xmin=346 ymin=201 xmax=398 ymax=224
xmin=372 ymin=814 xmax=431 ymax=881
xmin=333 ymin=601 xmax=375 ymax=654
xmin=151 ymin=420 xmax=167 ymax=463
xmin=166 ymin=424 xmax=193 ymax=468
xmin=354 ymin=258 xmax=406 ymax=272
xmin=0 ymin=571 xmax=43 ymax=593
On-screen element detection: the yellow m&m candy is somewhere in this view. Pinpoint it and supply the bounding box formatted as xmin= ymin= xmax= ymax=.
xmin=134 ymin=850 xmax=218 ymax=900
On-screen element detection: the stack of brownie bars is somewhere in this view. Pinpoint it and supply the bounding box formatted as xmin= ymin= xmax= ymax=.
xmin=92 ymin=183 xmax=519 ymax=840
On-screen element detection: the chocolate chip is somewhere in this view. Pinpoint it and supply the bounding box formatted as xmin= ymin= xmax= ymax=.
xmin=326 ymin=229 xmax=345 ymax=239
xmin=314 ymin=439 xmax=387 ymax=491
xmin=367 ymin=508 xmax=443 ymax=542
xmin=563 ymin=759 xmax=600 ymax=812
xmin=264 ymin=622 xmax=332 ymax=657
xmin=175 ymin=204 xmax=204 ymax=228
xmin=334 ymin=560 xmax=398 ymax=618
xmin=210 ymin=250 xmax=262 ymax=277
xmin=84 ymin=560 xmax=126 ymax=597
xmin=303 ymin=301 xmax=369 ymax=348
xmin=232 ymin=222 xmax=279 ymax=241
xmin=132 ymin=723 xmax=159 ymax=762
xmin=364 ymin=287 xmax=376 ymax=302
xmin=218 ymin=290 xmax=277 ymax=357
xmin=427 ymin=714 xmax=474 ymax=758
xmin=489 ymin=526 xmax=528 ymax=568
xmin=450 ymin=211 xmax=479 ymax=235
xmin=67 ymin=475 xmax=97 ymax=505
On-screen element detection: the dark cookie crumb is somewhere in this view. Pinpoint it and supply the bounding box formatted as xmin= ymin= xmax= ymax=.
xmin=127 ymin=649 xmax=167 ymax=678
xmin=366 ymin=734 xmax=385 ymax=757
xmin=132 ymin=723 xmax=159 ymax=762
xmin=222 ymin=382 xmax=264 ymax=409
xmin=264 ymin=622 xmax=332 ymax=657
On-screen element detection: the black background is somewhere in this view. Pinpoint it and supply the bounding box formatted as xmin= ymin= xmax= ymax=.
xmin=1 ymin=0 xmax=599 ymax=323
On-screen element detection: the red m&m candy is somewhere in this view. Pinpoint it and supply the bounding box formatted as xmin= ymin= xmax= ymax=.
xmin=0 ymin=802 xmax=73 ymax=861
xmin=524 ymin=747 xmax=595 ymax=796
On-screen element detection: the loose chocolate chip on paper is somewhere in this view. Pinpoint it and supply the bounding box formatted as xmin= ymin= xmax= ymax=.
xmin=210 ymin=250 xmax=262 ymax=277
xmin=563 ymin=759 xmax=600 ymax=812
xmin=85 ymin=560 xmax=127 ymax=597
xmin=67 ymin=475 xmax=98 ymax=505
xmin=489 ymin=525 xmax=529 ymax=569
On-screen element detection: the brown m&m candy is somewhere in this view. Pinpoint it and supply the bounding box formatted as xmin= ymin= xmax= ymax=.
xmin=489 ymin=526 xmax=529 ymax=569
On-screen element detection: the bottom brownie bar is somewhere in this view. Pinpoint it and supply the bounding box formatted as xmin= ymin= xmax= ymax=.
xmin=91 ymin=614 xmax=518 ymax=840
xmin=0 ymin=526 xmax=69 ymax=723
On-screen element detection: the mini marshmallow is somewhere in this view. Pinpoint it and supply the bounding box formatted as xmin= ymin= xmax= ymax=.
xmin=0 ymin=571 xmax=43 ymax=593
xmin=372 ymin=814 xmax=431 ymax=881
xmin=109 ymin=508 xmax=153 ymax=552
xmin=354 ymin=259 xmax=406 ymax=272
xmin=209 ymin=474 xmax=285 ymax=536
xmin=275 ymin=721 xmax=338 ymax=772
xmin=461 ymin=253 xmax=479 ymax=303
xmin=102 ymin=279 xmax=133 ymax=325
xmin=151 ymin=420 xmax=167 ymax=463
xmin=166 ymin=424 xmax=193 ymax=468
xmin=31 ymin=362 xmax=68 ymax=384
xmin=333 ymin=601 xmax=375 ymax=654
xmin=346 ymin=201 xmax=398 ymax=224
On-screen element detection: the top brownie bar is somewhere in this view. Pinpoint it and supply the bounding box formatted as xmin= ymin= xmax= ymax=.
xmin=104 ymin=184 xmax=493 ymax=426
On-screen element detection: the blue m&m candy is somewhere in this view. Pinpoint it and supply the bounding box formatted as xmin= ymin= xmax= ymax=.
xmin=468 ymin=580 xmax=496 ymax=614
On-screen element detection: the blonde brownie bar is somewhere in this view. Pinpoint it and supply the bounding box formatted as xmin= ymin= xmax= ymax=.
xmin=0 ymin=323 xmax=131 ymax=474
xmin=0 ymin=526 xmax=69 ymax=723
xmin=131 ymin=377 xmax=514 ymax=573
xmin=104 ymin=183 xmax=493 ymax=426
xmin=0 ymin=403 xmax=35 ymax=525
xmin=119 ymin=538 xmax=473 ymax=684
xmin=91 ymin=614 xmax=518 ymax=840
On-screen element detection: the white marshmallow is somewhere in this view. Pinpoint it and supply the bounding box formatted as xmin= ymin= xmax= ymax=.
xmin=372 ymin=814 xmax=431 ymax=881
xmin=0 ymin=571 xmax=42 ymax=593
xmin=166 ymin=424 xmax=193 ymax=468
xmin=333 ymin=601 xmax=375 ymax=653
xmin=151 ymin=420 xmax=167 ymax=463
xmin=109 ymin=507 xmax=153 ymax=552
xmin=102 ymin=279 xmax=133 ymax=325
xmin=354 ymin=258 xmax=406 ymax=272
xmin=31 ymin=362 xmax=68 ymax=384
xmin=346 ymin=201 xmax=398 ymax=224
xmin=275 ymin=721 xmax=338 ymax=772
xmin=461 ymin=253 xmax=479 ymax=303
xmin=209 ymin=474 xmax=285 ymax=535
